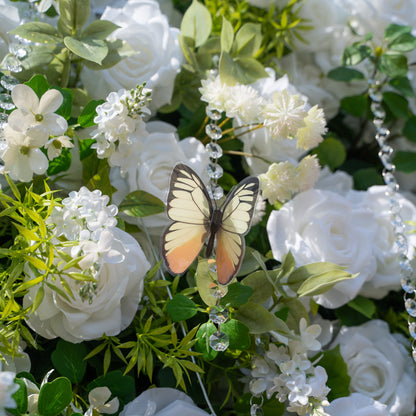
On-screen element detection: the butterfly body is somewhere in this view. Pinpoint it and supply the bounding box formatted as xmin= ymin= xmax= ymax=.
xmin=161 ymin=163 xmax=259 ymax=285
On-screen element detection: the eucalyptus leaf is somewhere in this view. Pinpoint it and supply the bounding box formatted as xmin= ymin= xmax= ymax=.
xmin=10 ymin=22 xmax=61 ymax=44
xmin=82 ymin=20 xmax=120 ymax=39
xmin=347 ymin=296 xmax=376 ymax=319
xmin=220 ymin=17 xmax=234 ymax=53
xmin=38 ymin=377 xmax=72 ymax=416
xmin=166 ymin=294 xmax=198 ymax=321
xmin=64 ymin=36 xmax=108 ymax=65
xmin=241 ymin=271 xmax=273 ymax=304
xmin=232 ymin=23 xmax=262 ymax=57
xmin=219 ymin=52 xmax=267 ymax=85
xmin=196 ymin=258 xmax=217 ymax=307
xmin=59 ymin=0 xmax=90 ymax=32
xmin=119 ymin=190 xmax=165 ymax=217
xmin=220 ymin=282 xmax=253 ymax=307
xmin=180 ymin=0 xmax=212 ymax=48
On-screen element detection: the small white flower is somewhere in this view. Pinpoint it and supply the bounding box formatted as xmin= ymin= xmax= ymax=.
xmin=0 ymin=371 xmax=19 ymax=416
xmin=199 ymin=75 xmax=230 ymax=112
xmin=286 ymin=372 xmax=313 ymax=406
xmin=262 ymin=90 xmax=307 ymax=138
xmin=45 ymin=135 xmax=73 ymax=160
xmin=299 ymin=317 xmax=322 ymax=352
xmin=9 ymin=84 xmax=67 ymax=136
xmin=296 ymin=155 xmax=321 ymax=192
xmin=85 ymin=387 xmax=119 ymax=416
xmin=296 ymin=105 xmax=327 ymax=150
xmin=225 ymin=84 xmax=264 ymax=123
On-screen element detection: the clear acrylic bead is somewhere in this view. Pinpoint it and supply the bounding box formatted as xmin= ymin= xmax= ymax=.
xmin=382 ymin=171 xmax=398 ymax=191
xmin=405 ymin=297 xmax=416 ymax=317
xmin=400 ymin=258 xmax=413 ymax=279
xmin=375 ymin=127 xmax=390 ymax=145
xmin=209 ymin=284 xmax=228 ymax=298
xmin=0 ymin=75 xmax=19 ymax=91
xmin=394 ymin=233 xmax=408 ymax=253
xmin=389 ymin=198 xmax=401 ymax=214
xmin=250 ymin=404 xmax=264 ymax=416
xmin=206 ymin=107 xmax=222 ymax=121
xmin=412 ymin=347 xmax=416 ymax=362
xmin=0 ymin=113 xmax=8 ymax=128
xmin=2 ymin=55 xmax=22 ymax=73
xmin=208 ymin=184 xmax=224 ymax=200
xmin=378 ymin=145 xmax=394 ymax=170
xmin=0 ymin=94 xmax=15 ymax=110
xmin=207 ymin=162 xmax=223 ymax=179
xmin=370 ymin=102 xmax=386 ymax=119
xmin=409 ymin=321 xmax=416 ymax=338
xmin=401 ymin=276 xmax=416 ymax=293
xmin=9 ymin=42 xmax=30 ymax=59
xmin=206 ymin=142 xmax=223 ymax=159
xmin=209 ymin=331 xmax=229 ymax=351
xmin=368 ymin=87 xmax=382 ymax=102
xmin=205 ymin=123 xmax=222 ymax=140
xmin=209 ymin=305 xmax=230 ymax=324
xmin=392 ymin=214 xmax=405 ymax=233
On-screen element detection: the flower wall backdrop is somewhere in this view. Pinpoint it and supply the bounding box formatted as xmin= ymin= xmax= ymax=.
xmin=0 ymin=1 xmax=416 ymax=416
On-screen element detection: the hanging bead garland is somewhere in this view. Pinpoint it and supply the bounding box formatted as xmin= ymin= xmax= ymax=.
xmin=368 ymin=77 xmax=416 ymax=361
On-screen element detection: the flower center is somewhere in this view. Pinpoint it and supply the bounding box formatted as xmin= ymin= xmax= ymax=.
xmin=35 ymin=113 xmax=44 ymax=122
xmin=20 ymin=146 xmax=30 ymax=155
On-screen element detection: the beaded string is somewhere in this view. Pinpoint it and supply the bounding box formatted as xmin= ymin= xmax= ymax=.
xmin=368 ymin=77 xmax=416 ymax=361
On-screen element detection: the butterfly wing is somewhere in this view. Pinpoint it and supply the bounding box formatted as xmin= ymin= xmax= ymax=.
xmin=161 ymin=163 xmax=213 ymax=275
xmin=216 ymin=176 xmax=259 ymax=285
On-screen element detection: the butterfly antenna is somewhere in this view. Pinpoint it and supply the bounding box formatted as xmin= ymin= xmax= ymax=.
xmin=138 ymin=218 xmax=218 ymax=416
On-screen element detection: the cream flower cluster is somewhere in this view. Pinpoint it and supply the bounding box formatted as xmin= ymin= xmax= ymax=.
xmin=259 ymin=155 xmax=321 ymax=204
xmin=199 ymin=74 xmax=327 ymax=150
xmin=250 ymin=318 xmax=330 ymax=416
xmin=24 ymin=186 xmax=150 ymax=343
xmin=91 ymin=85 xmax=152 ymax=176
xmin=0 ymin=84 xmax=72 ymax=182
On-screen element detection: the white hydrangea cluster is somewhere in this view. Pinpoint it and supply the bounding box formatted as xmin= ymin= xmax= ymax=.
xmin=0 ymin=84 xmax=72 ymax=182
xmin=259 ymin=155 xmax=321 ymax=204
xmin=250 ymin=318 xmax=330 ymax=416
xmin=91 ymin=85 xmax=152 ymax=175
xmin=199 ymin=74 xmax=327 ymax=150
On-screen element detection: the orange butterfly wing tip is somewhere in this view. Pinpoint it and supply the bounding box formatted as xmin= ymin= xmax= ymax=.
xmin=216 ymin=237 xmax=242 ymax=285
xmin=164 ymin=231 xmax=207 ymax=275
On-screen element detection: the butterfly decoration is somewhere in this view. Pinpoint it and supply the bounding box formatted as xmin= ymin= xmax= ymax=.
xmin=160 ymin=163 xmax=259 ymax=285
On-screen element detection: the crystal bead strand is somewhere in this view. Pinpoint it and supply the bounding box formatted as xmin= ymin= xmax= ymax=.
xmin=0 ymin=75 xmax=19 ymax=129
xmin=368 ymin=78 xmax=416 ymax=360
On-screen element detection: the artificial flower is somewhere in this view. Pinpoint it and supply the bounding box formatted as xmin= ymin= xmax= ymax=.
xmin=325 ymin=393 xmax=389 ymax=416
xmin=0 ymin=371 xmax=19 ymax=416
xmin=85 ymin=387 xmax=119 ymax=416
xmin=44 ymin=135 xmax=73 ymax=159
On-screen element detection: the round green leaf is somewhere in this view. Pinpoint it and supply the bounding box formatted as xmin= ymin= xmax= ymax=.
xmin=38 ymin=377 xmax=72 ymax=416
xmin=379 ymin=53 xmax=408 ymax=78
xmin=195 ymin=321 xmax=218 ymax=360
xmin=220 ymin=282 xmax=253 ymax=307
xmin=340 ymin=94 xmax=368 ymax=117
xmin=327 ymin=67 xmax=365 ymax=82
xmin=311 ymin=137 xmax=346 ymax=170
xmin=382 ymin=91 xmax=409 ymax=119
xmin=221 ymin=319 xmax=250 ymax=350
xmin=353 ymin=167 xmax=384 ymax=190
xmin=166 ymin=294 xmax=198 ymax=321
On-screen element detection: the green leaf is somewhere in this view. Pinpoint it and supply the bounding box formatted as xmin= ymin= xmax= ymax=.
xmin=316 ymin=345 xmax=350 ymax=401
xmin=196 ymin=258 xmax=217 ymax=307
xmin=342 ymin=44 xmax=371 ymax=66
xmin=87 ymin=370 xmax=135 ymax=407
xmin=382 ymin=91 xmax=409 ymax=118
xmin=51 ymin=339 xmax=87 ymax=384
xmin=221 ymin=319 xmax=250 ymax=350
xmin=7 ymin=378 xmax=27 ymax=416
xmin=388 ymin=32 xmax=416 ymax=52
xmin=64 ymin=36 xmax=108 ymax=65
xmin=119 ymin=190 xmax=165 ymax=217
xmin=235 ymin=302 xmax=291 ymax=335
xmin=180 ymin=0 xmax=212 ymax=48
xmin=220 ymin=17 xmax=234 ymax=53
xmin=25 ymin=74 xmax=50 ymax=98
xmin=38 ymin=377 xmax=72 ymax=416
xmin=311 ymin=137 xmax=346 ymax=170
xmin=389 ymin=77 xmax=414 ymax=97
xmin=166 ymin=294 xmax=198 ymax=321
xmin=195 ymin=322 xmax=218 ymax=360
xmin=82 ymin=20 xmax=120 ymax=39
xmin=237 ymin=247 xmax=261 ymax=276
xmin=47 ymin=148 xmax=72 ymax=176
xmin=340 ymin=94 xmax=368 ymax=117
xmin=53 ymin=86 xmax=73 ymax=120
xmin=353 ymin=167 xmax=384 ymax=190
xmin=241 ymin=271 xmax=273 ymax=304
xmin=327 ymin=67 xmax=365 ymax=82
xmin=59 ymin=0 xmax=90 ymax=32
xmin=379 ymin=53 xmax=408 ymax=78
xmin=384 ymin=23 xmax=412 ymax=42
xmin=10 ymin=22 xmax=61 ymax=44
xmin=220 ymin=282 xmax=253 ymax=307
xmin=393 ymin=151 xmax=416 ymax=173
xmin=78 ymin=99 xmax=104 ymax=127
xmin=232 ymin=23 xmax=262 ymax=57
xmin=347 ymin=296 xmax=376 ymax=319
xmin=403 ymin=116 xmax=416 ymax=142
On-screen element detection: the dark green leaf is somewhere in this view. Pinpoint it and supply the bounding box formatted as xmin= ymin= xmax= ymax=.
xmin=384 ymin=23 xmax=412 ymax=42
xmin=51 ymin=339 xmax=87 ymax=384
xmin=382 ymin=91 xmax=409 ymax=118
xmin=316 ymin=345 xmax=350 ymax=401
xmin=403 ymin=116 xmax=416 ymax=142
xmin=389 ymin=77 xmax=414 ymax=97
xmin=311 ymin=137 xmax=346 ymax=170
xmin=25 ymin=74 xmax=50 ymax=98
xmin=220 ymin=282 xmax=253 ymax=307
xmin=379 ymin=53 xmax=408 ymax=78
xmin=180 ymin=0 xmax=212 ymax=48
xmin=47 ymin=148 xmax=72 ymax=176
xmin=327 ymin=67 xmax=365 ymax=82
xmin=353 ymin=167 xmax=384 ymax=190
xmin=393 ymin=151 xmax=416 ymax=173
xmin=342 ymin=44 xmax=371 ymax=66
xmin=82 ymin=20 xmax=120 ymax=39
xmin=64 ymin=36 xmax=108 ymax=65
xmin=7 ymin=379 xmax=27 ymax=416
xmin=78 ymin=99 xmax=104 ymax=128
xmin=78 ymin=138 xmax=96 ymax=160
xmin=119 ymin=190 xmax=165 ymax=217
xmin=166 ymin=294 xmax=198 ymax=321
xmin=340 ymin=94 xmax=368 ymax=117
xmin=221 ymin=319 xmax=250 ymax=350
xmin=38 ymin=377 xmax=72 ymax=416
xmin=53 ymin=86 xmax=73 ymax=120
xmin=195 ymin=322 xmax=218 ymax=360
xmin=10 ymin=22 xmax=61 ymax=43
xmin=389 ymin=32 xmax=416 ymax=52
xmin=347 ymin=296 xmax=376 ymax=319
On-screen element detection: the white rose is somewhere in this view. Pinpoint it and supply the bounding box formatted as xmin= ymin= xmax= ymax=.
xmin=331 ymin=320 xmax=416 ymax=416
xmin=111 ymin=121 xmax=208 ymax=236
xmin=267 ymin=189 xmax=378 ymax=308
xmin=23 ymin=227 xmax=150 ymax=343
xmin=80 ymin=0 xmax=183 ymax=112
xmin=119 ymin=387 xmax=210 ymax=416
xmin=314 ymin=166 xmax=353 ymax=195
xmin=346 ymin=186 xmax=416 ymax=298
xmin=326 ymin=393 xmax=389 ymax=416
